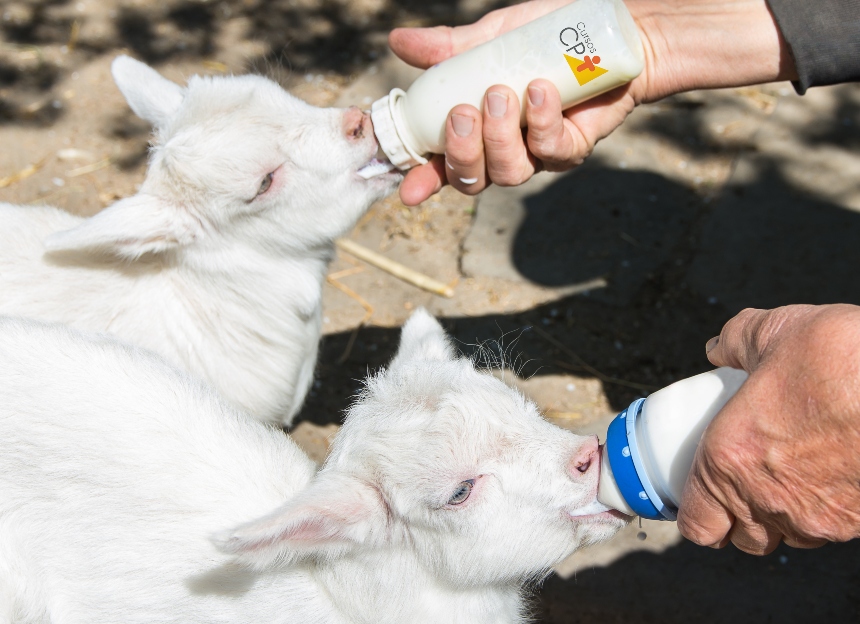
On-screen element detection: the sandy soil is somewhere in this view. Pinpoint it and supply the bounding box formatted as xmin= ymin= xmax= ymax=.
xmin=3 ymin=0 xmax=860 ymax=621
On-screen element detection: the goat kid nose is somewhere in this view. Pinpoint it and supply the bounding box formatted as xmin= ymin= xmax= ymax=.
xmin=343 ymin=106 xmax=370 ymax=142
xmin=567 ymin=435 xmax=599 ymax=478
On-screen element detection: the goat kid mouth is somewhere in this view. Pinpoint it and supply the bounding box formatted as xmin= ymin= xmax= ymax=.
xmin=356 ymin=155 xmax=400 ymax=181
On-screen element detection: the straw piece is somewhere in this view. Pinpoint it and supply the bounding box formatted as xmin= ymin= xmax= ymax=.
xmin=202 ymin=61 xmax=229 ymax=73
xmin=0 ymin=159 xmax=44 ymax=189
xmin=336 ymin=238 xmax=454 ymax=298
xmin=66 ymin=157 xmax=111 ymax=178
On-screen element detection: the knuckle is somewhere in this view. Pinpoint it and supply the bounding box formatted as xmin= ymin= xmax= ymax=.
xmin=446 ymin=150 xmax=482 ymax=170
xmin=677 ymin=518 xmax=722 ymax=547
xmin=488 ymin=167 xmax=525 ymax=187
xmin=449 ymin=177 xmax=485 ymax=195
xmin=733 ymin=537 xmax=773 ymax=556
xmin=528 ymin=134 xmax=562 ymax=160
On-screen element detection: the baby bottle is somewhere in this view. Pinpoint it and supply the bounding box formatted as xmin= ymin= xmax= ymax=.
xmin=368 ymin=0 xmax=645 ymax=171
xmin=597 ymin=367 xmax=749 ymax=520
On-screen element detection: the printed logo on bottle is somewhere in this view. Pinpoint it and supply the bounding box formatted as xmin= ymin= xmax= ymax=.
xmin=559 ymin=22 xmax=607 ymax=86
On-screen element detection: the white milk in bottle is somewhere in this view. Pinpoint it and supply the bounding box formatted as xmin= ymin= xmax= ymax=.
xmin=596 ymin=368 xmax=749 ymax=520
xmin=366 ymin=0 xmax=644 ymax=172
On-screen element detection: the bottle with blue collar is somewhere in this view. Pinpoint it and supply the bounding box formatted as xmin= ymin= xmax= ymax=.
xmin=598 ymin=367 xmax=749 ymax=520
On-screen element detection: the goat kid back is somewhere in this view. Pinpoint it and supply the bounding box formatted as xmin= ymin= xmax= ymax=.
xmin=0 ymin=310 xmax=627 ymax=623
xmin=0 ymin=56 xmax=400 ymax=425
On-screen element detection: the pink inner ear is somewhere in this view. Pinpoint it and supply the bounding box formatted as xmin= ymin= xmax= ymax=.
xmin=283 ymin=516 xmax=345 ymax=545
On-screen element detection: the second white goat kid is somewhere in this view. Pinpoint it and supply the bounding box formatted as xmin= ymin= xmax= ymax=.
xmin=0 ymin=310 xmax=628 ymax=623
xmin=0 ymin=55 xmax=400 ymax=426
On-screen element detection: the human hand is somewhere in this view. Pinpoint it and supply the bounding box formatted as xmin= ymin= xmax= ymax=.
xmin=677 ymin=304 xmax=860 ymax=555
xmin=390 ymin=0 xmax=796 ymax=205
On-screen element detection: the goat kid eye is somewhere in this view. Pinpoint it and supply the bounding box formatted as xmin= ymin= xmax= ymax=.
xmin=447 ymin=479 xmax=474 ymax=506
xmin=256 ymin=171 xmax=275 ymax=197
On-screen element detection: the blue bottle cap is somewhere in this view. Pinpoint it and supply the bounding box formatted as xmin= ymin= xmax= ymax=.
xmin=605 ymin=398 xmax=678 ymax=521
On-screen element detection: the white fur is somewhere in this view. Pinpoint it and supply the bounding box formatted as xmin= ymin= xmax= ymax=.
xmin=0 ymin=55 xmax=401 ymax=426
xmin=0 ymin=311 xmax=627 ymax=623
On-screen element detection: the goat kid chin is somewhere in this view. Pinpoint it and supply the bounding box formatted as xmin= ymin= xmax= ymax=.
xmin=0 ymin=55 xmax=401 ymax=426
xmin=0 ymin=310 xmax=628 ymax=624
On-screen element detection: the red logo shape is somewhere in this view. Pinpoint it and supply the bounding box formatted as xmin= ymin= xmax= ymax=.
xmin=576 ymin=55 xmax=602 ymax=72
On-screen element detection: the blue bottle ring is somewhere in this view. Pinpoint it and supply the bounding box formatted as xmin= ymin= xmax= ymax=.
xmin=605 ymin=398 xmax=678 ymax=521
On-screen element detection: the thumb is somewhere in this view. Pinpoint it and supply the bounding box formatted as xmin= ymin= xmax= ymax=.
xmin=676 ymin=454 xmax=734 ymax=548
xmin=706 ymin=307 xmax=784 ymax=371
xmin=389 ymin=0 xmax=569 ymax=68
xmin=389 ymin=20 xmax=499 ymax=68
xmin=389 ymin=27 xmax=457 ymax=68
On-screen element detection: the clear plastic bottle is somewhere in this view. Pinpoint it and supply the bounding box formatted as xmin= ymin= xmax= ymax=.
xmin=596 ymin=368 xmax=749 ymax=520
xmin=369 ymin=0 xmax=645 ymax=171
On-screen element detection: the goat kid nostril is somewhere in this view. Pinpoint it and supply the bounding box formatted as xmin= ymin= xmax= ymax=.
xmin=343 ymin=106 xmax=368 ymax=141
xmin=569 ymin=436 xmax=599 ymax=478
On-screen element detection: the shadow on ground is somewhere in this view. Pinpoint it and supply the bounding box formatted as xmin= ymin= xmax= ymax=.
xmin=297 ymin=152 xmax=860 ymax=426
xmin=0 ymin=0 xmax=508 ymax=125
xmin=536 ymin=538 xmax=860 ymax=623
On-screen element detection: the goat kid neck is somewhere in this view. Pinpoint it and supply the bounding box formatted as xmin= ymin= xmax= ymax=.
xmin=312 ymin=546 xmax=526 ymax=624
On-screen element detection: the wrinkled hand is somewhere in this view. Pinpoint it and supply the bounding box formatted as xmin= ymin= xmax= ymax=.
xmin=677 ymin=304 xmax=860 ymax=555
xmin=390 ymin=0 xmax=794 ymax=205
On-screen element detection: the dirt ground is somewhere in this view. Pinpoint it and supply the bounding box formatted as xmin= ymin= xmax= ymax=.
xmin=3 ymin=0 xmax=860 ymax=622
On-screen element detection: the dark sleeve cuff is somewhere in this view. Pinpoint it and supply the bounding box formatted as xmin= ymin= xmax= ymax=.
xmin=765 ymin=0 xmax=860 ymax=94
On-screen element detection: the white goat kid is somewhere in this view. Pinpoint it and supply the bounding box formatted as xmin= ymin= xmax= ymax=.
xmin=0 ymin=55 xmax=400 ymax=426
xmin=0 ymin=310 xmax=627 ymax=624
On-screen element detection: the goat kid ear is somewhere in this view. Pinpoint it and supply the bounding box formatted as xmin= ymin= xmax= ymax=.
xmin=213 ymin=474 xmax=388 ymax=569
xmin=389 ymin=308 xmax=455 ymax=370
xmin=43 ymin=194 xmax=201 ymax=260
xmin=111 ymin=55 xmax=184 ymax=128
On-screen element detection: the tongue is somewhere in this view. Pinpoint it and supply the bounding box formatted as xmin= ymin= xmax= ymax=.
xmin=569 ymin=500 xmax=612 ymax=517
xmin=357 ymin=158 xmax=397 ymax=179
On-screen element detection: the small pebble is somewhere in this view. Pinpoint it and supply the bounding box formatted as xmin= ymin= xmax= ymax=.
xmin=614 ymin=340 xmax=623 ymax=351
xmin=637 ymin=531 xmax=647 ymax=541
xmin=707 ymin=296 xmax=718 ymax=305
xmin=51 ymin=177 xmax=65 ymax=187
xmin=779 ymin=555 xmax=788 ymax=565
xmin=566 ymin=383 xmax=576 ymax=392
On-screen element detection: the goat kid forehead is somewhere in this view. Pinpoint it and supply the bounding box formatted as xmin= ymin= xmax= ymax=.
xmin=331 ymin=361 xmax=567 ymax=493
xmin=147 ymin=74 xmax=349 ymax=197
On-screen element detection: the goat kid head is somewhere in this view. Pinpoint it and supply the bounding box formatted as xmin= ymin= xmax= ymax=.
xmin=45 ymin=56 xmax=400 ymax=260
xmin=216 ymin=309 xmax=628 ymax=587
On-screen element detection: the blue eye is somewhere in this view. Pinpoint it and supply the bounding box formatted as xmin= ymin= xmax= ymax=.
xmin=447 ymin=479 xmax=474 ymax=505
xmin=256 ymin=171 xmax=274 ymax=196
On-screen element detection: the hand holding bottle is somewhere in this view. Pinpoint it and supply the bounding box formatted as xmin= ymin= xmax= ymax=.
xmin=390 ymin=0 xmax=796 ymax=205
xmin=677 ymin=304 xmax=860 ymax=555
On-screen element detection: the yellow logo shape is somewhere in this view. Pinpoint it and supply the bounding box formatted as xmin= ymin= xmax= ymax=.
xmin=564 ymin=54 xmax=608 ymax=86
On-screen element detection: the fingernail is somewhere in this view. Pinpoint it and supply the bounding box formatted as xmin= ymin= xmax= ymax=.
xmin=487 ymin=91 xmax=508 ymax=118
xmin=451 ymin=114 xmax=473 ymax=137
xmin=445 ymin=158 xmax=454 ymax=170
xmin=528 ymin=86 xmax=545 ymax=107
xmin=706 ymin=336 xmax=719 ymax=354
xmin=459 ymin=177 xmax=478 ymax=185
